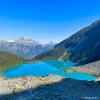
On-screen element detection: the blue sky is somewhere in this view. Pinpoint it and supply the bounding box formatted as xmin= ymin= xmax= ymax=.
xmin=0 ymin=0 xmax=100 ymax=43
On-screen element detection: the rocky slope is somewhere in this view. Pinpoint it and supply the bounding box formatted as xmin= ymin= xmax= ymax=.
xmin=68 ymin=60 xmax=100 ymax=77
xmin=33 ymin=20 xmax=100 ymax=65
xmin=0 ymin=75 xmax=100 ymax=100
xmin=0 ymin=37 xmax=55 ymax=59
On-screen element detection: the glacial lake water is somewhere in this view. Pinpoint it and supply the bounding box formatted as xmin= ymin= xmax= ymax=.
xmin=2 ymin=60 xmax=96 ymax=81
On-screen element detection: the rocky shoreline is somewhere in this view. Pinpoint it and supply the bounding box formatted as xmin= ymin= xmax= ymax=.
xmin=64 ymin=60 xmax=100 ymax=77
xmin=78 ymin=60 xmax=100 ymax=77
xmin=0 ymin=74 xmax=100 ymax=100
xmin=0 ymin=75 xmax=63 ymax=95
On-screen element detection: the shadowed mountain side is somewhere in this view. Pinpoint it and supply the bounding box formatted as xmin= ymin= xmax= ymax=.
xmin=0 ymin=78 xmax=100 ymax=100
xmin=33 ymin=20 xmax=100 ymax=65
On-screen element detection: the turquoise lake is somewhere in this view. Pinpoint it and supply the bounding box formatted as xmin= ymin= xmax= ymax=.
xmin=2 ymin=60 xmax=96 ymax=81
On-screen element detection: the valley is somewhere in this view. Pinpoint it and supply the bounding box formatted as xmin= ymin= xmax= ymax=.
xmin=0 ymin=20 xmax=100 ymax=100
xmin=1 ymin=60 xmax=96 ymax=81
xmin=0 ymin=20 xmax=100 ymax=78
xmin=0 ymin=0 xmax=100 ymax=99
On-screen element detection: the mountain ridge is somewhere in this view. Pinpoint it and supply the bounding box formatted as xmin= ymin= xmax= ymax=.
xmin=0 ymin=37 xmax=56 ymax=59
xmin=33 ymin=20 xmax=100 ymax=65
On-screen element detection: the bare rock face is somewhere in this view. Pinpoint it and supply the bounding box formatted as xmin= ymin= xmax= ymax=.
xmin=0 ymin=75 xmax=100 ymax=100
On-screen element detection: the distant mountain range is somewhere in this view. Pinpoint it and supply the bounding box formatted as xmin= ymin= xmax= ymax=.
xmin=33 ymin=20 xmax=100 ymax=65
xmin=0 ymin=37 xmax=56 ymax=59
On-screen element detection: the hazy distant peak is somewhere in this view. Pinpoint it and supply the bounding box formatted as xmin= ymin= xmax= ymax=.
xmin=0 ymin=39 xmax=8 ymax=43
xmin=43 ymin=41 xmax=57 ymax=45
xmin=41 ymin=41 xmax=56 ymax=49
xmin=0 ymin=37 xmax=55 ymax=59
xmin=15 ymin=37 xmax=40 ymax=45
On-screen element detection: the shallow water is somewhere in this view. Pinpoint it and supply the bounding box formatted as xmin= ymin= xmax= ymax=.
xmin=2 ymin=60 xmax=96 ymax=81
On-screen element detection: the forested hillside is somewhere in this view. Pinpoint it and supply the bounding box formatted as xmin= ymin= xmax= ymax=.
xmin=0 ymin=51 xmax=23 ymax=71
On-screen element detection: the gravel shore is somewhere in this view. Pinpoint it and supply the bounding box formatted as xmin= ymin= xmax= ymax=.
xmin=0 ymin=74 xmax=100 ymax=100
xmin=71 ymin=60 xmax=100 ymax=77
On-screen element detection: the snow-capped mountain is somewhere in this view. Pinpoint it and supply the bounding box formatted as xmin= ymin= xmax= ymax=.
xmin=15 ymin=37 xmax=40 ymax=46
xmin=41 ymin=41 xmax=57 ymax=49
xmin=0 ymin=37 xmax=56 ymax=59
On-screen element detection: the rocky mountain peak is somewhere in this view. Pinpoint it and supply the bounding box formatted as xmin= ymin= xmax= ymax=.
xmin=0 ymin=39 xmax=9 ymax=44
xmin=15 ymin=37 xmax=40 ymax=45
xmin=0 ymin=37 xmax=56 ymax=59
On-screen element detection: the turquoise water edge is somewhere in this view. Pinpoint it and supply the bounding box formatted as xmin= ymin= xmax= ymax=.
xmin=1 ymin=60 xmax=96 ymax=81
